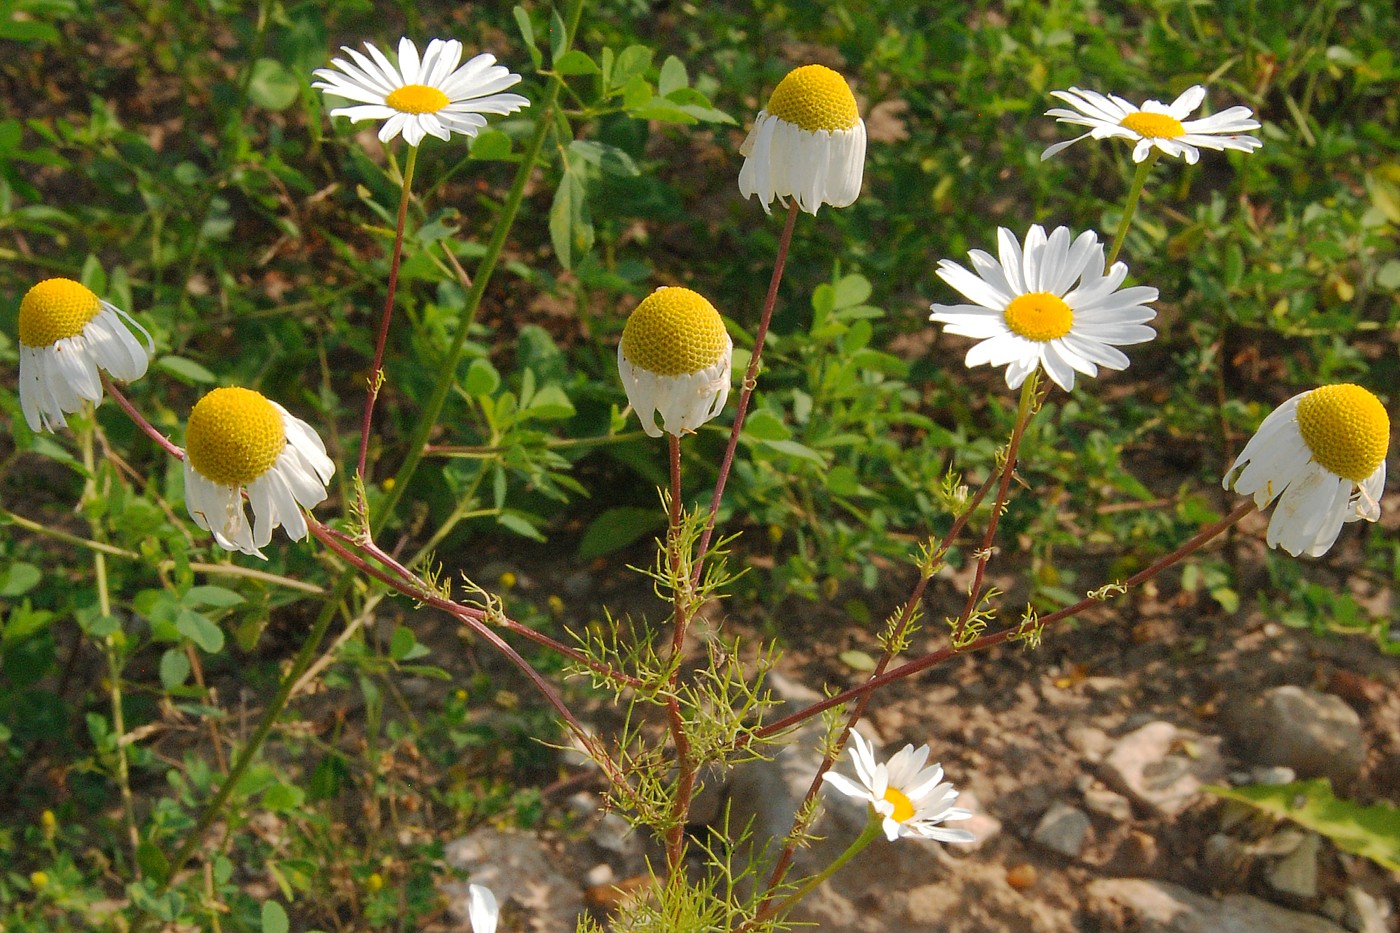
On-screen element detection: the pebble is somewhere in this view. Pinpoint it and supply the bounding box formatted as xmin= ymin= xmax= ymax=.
xmin=1085 ymin=878 xmax=1348 ymax=932
xmin=1225 ymin=686 xmax=1365 ymax=788
xmin=1031 ymin=803 xmax=1092 ymax=858
xmin=1099 ymin=721 xmax=1226 ymax=818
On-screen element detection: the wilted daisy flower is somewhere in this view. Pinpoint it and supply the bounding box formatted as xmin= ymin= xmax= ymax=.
xmin=1041 ymin=85 xmax=1262 ymax=164
xmin=183 ymin=387 xmax=335 ymax=559
xmin=16 ymin=277 xmax=152 ymax=433
xmin=929 ymin=225 xmax=1158 ymax=392
xmin=738 ymin=64 xmax=866 ymax=215
xmin=1223 ymin=384 xmax=1390 ymax=557
xmin=468 ymin=883 xmax=497 ymax=933
xmin=822 ymin=731 xmax=975 ymax=844
xmin=617 ymin=287 xmax=732 ymax=438
xmin=313 ymin=37 xmax=528 ymax=147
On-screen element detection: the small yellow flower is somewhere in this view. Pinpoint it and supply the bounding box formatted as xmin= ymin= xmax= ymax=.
xmin=738 ymin=64 xmax=867 ymax=215
xmin=40 ymin=810 xmax=56 ymax=838
xmin=29 ymin=871 xmax=49 ymax=890
xmin=366 ymin=872 xmax=385 ymax=892
xmin=1224 ymin=384 xmax=1390 ymax=556
xmin=16 ymin=277 xmax=152 ymax=432
xmin=183 ymin=387 xmax=335 ymax=558
xmin=617 ymin=287 xmax=733 ymax=437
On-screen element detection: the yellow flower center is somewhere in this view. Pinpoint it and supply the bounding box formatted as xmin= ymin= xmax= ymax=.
xmin=18 ymin=278 xmax=102 ymax=348
xmin=1119 ymin=111 xmax=1185 ymax=139
xmin=882 ymin=786 xmax=915 ymax=823
xmin=185 ymin=387 xmax=287 ymax=487
xmin=1295 ymin=384 xmax=1390 ymax=482
xmin=766 ymin=64 xmax=860 ymax=133
xmin=385 ymin=84 xmax=450 ymax=114
xmin=1003 ymin=292 xmax=1073 ymax=341
xmin=620 ymin=287 xmax=729 ymax=377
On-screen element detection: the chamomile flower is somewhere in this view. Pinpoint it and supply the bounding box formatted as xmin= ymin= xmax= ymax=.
xmin=1041 ymin=85 xmax=1262 ymax=164
xmin=183 ymin=387 xmax=335 ymax=559
xmin=822 ymin=730 xmax=975 ymax=844
xmin=313 ymin=37 xmax=528 ymax=147
xmin=617 ymin=287 xmax=732 ymax=438
xmin=738 ymin=64 xmax=866 ymax=215
xmin=16 ymin=277 xmax=152 ymax=433
xmin=1223 ymin=384 xmax=1390 ymax=557
xmin=467 ymin=883 xmax=497 ymax=933
xmin=929 ymin=225 xmax=1158 ymax=392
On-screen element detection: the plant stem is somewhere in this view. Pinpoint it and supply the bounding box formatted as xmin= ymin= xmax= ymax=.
xmin=376 ymin=0 xmax=583 ymax=529
xmin=357 ymin=144 xmax=419 ymax=497
xmin=748 ymin=816 xmax=883 ymax=930
xmin=77 ymin=409 xmax=141 ymax=877
xmin=754 ymin=499 xmax=1259 ymax=738
xmin=1105 ymin=152 xmax=1158 ymax=272
xmin=693 ymin=199 xmax=800 ymax=580
xmin=662 ymin=431 xmax=696 ymax=872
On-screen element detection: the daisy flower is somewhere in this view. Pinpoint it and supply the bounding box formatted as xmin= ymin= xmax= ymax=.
xmin=183 ymin=387 xmax=335 ymax=559
xmin=1223 ymin=384 xmax=1389 ymax=557
xmin=313 ymin=37 xmax=528 ymax=147
xmin=1041 ymin=85 xmax=1262 ymax=164
xmin=928 ymin=225 xmax=1158 ymax=392
xmin=468 ymin=883 xmax=497 ymax=933
xmin=618 ymin=287 xmax=732 ymax=438
xmin=738 ymin=63 xmax=867 ymax=215
xmin=822 ymin=731 xmax=975 ymax=844
xmin=16 ymin=277 xmax=152 ymax=433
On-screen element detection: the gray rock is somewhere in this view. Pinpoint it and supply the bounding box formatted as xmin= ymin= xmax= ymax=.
xmin=1099 ymin=721 xmax=1227 ymax=817
xmin=443 ymin=827 xmax=585 ymax=932
xmin=1227 ymin=686 xmax=1365 ymax=788
xmin=1343 ymin=886 xmax=1392 ymax=933
xmin=1265 ymin=831 xmax=1320 ymax=899
xmin=1085 ymin=878 xmax=1348 ymax=932
xmin=1032 ymin=803 xmax=1092 ymax=858
xmin=1083 ymin=785 xmax=1134 ymax=823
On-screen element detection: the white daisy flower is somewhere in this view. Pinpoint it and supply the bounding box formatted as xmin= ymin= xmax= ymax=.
xmin=1041 ymin=85 xmax=1262 ymax=164
xmin=822 ymin=730 xmax=975 ymax=844
xmin=928 ymin=225 xmax=1158 ymax=392
xmin=618 ymin=287 xmax=732 ymax=438
xmin=468 ymin=883 xmax=497 ymax=933
xmin=1223 ymin=384 xmax=1389 ymax=557
xmin=738 ymin=63 xmax=867 ymax=215
xmin=313 ymin=37 xmax=528 ymax=147
xmin=183 ymin=387 xmax=335 ymax=559
xmin=16 ymin=277 xmax=152 ymax=433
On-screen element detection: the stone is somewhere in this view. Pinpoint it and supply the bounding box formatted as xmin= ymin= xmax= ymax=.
xmin=1099 ymin=721 xmax=1226 ymax=818
xmin=1226 ymin=686 xmax=1365 ymax=788
xmin=443 ymin=827 xmax=585 ymax=932
xmin=1265 ymin=832 xmax=1320 ymax=900
xmin=1085 ymin=878 xmax=1348 ymax=933
xmin=1343 ymin=886 xmax=1392 ymax=933
xmin=1031 ymin=803 xmax=1092 ymax=858
xmin=1082 ymin=785 xmax=1134 ymax=822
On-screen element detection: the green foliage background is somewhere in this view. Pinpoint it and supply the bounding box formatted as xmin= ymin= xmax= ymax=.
xmin=0 ymin=0 xmax=1397 ymax=928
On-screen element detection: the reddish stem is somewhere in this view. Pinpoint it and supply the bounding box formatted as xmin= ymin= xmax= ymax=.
xmin=101 ymin=375 xmax=185 ymax=460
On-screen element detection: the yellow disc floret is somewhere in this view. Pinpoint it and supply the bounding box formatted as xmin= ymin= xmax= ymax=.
xmin=882 ymin=786 xmax=915 ymax=823
xmin=19 ymin=278 xmax=102 ymax=348
xmin=766 ymin=64 xmax=860 ymax=133
xmin=185 ymin=387 xmax=287 ymax=486
xmin=1296 ymin=384 xmax=1390 ymax=482
xmin=1003 ymin=292 xmax=1074 ymax=342
xmin=1119 ymin=111 xmax=1186 ymax=140
xmin=620 ymin=287 xmax=729 ymax=377
xmin=385 ymin=84 xmax=450 ymax=114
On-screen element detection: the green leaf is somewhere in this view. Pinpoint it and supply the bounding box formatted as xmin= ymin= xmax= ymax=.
xmin=469 ymin=129 xmax=514 ymax=161
xmin=185 ymin=585 xmax=244 ymax=609
xmin=0 ymin=18 xmax=60 ymax=43
xmin=832 ymin=274 xmax=873 ymax=309
xmin=512 ymin=5 xmax=541 ymax=69
xmin=839 ymin=650 xmax=877 ymax=672
xmin=763 ymin=439 xmax=828 ymax=466
xmin=159 ymin=648 xmax=191 ymax=689
xmin=261 ymin=900 xmax=290 ymax=933
xmin=553 ymin=49 xmax=598 ymax=75
xmin=549 ymin=164 xmax=593 ymax=270
xmin=261 ymin=782 xmax=305 ymax=813
xmin=611 ymin=45 xmax=653 ymax=88
xmin=1208 ymin=779 xmax=1400 ymax=872
xmin=463 ymin=358 xmax=501 ymax=396
xmin=157 ymin=355 xmax=218 ymax=385
xmin=389 ymin=626 xmax=430 ymax=661
xmin=568 ymin=140 xmax=639 ymax=176
xmin=138 ymin=840 xmax=172 ymax=886
xmin=175 ymin=609 xmax=224 ymax=654
xmin=248 ymin=59 xmax=300 ymax=111
xmin=578 ymin=507 xmax=662 ymax=560
xmin=742 ymin=409 xmax=791 ymax=441
xmin=658 ymin=56 xmax=687 ymax=96
xmin=548 ymin=7 xmax=567 ymax=64
xmin=522 ymin=383 xmax=575 ymax=420
xmin=0 ymin=562 xmax=42 ymax=597
xmin=498 ymin=511 xmax=547 ymax=542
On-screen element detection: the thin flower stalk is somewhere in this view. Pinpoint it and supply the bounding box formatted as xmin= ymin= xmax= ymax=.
xmin=1104 ymin=151 xmax=1159 ymax=271
xmin=663 ymin=431 xmax=698 ymax=872
xmin=694 ymin=199 xmax=800 ymax=580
